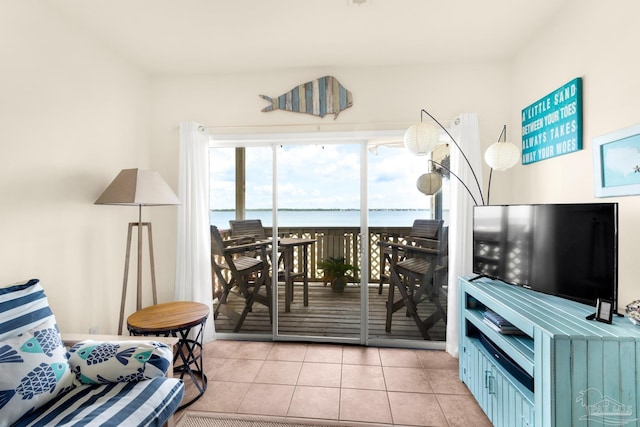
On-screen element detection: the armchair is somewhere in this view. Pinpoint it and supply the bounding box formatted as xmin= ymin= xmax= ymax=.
xmin=378 ymin=219 xmax=443 ymax=294
xmin=211 ymin=225 xmax=272 ymax=332
xmin=378 ymin=225 xmax=448 ymax=340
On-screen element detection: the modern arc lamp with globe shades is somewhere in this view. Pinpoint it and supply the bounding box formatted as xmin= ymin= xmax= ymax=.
xmin=405 ymin=109 xmax=519 ymax=204
xmin=484 ymin=125 xmax=520 ymax=204
xmin=95 ymin=168 xmax=181 ymax=334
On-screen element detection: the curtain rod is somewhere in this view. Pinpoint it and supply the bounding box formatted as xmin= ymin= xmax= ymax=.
xmin=198 ymin=118 xmax=455 ymax=134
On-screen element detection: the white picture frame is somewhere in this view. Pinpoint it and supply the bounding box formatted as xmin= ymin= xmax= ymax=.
xmin=593 ymin=123 xmax=640 ymax=197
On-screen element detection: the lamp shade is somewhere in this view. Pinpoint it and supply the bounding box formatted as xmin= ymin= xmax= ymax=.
xmin=416 ymin=172 xmax=443 ymax=195
xmin=95 ymin=168 xmax=180 ymax=206
xmin=484 ymin=142 xmax=520 ymax=171
xmin=403 ymin=122 xmax=440 ymax=155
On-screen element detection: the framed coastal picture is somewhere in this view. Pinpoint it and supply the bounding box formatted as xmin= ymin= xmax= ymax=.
xmin=593 ymin=123 xmax=640 ymax=197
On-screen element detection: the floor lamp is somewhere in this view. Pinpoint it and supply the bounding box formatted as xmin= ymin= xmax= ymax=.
xmin=95 ymin=168 xmax=181 ymax=334
xmin=405 ymin=110 xmax=519 ymax=205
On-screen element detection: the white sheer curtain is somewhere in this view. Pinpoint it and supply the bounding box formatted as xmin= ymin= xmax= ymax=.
xmin=446 ymin=113 xmax=483 ymax=357
xmin=175 ymin=121 xmax=215 ymax=342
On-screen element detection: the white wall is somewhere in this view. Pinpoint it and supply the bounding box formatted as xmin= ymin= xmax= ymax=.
xmin=0 ymin=1 xmax=155 ymax=334
xmin=498 ymin=0 xmax=640 ymax=310
xmin=151 ymin=63 xmax=511 ymax=190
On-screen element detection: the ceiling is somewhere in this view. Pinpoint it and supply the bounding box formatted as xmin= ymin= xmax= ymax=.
xmin=45 ymin=0 xmax=569 ymax=76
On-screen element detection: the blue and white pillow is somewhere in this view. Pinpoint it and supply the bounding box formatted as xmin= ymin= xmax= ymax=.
xmin=0 ymin=279 xmax=56 ymax=341
xmin=0 ymin=280 xmax=75 ymax=427
xmin=67 ymin=340 xmax=173 ymax=384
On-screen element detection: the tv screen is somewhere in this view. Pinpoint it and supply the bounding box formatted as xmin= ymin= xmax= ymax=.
xmin=473 ymin=203 xmax=618 ymax=310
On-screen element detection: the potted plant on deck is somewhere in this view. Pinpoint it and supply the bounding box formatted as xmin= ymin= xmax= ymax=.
xmin=318 ymin=256 xmax=359 ymax=293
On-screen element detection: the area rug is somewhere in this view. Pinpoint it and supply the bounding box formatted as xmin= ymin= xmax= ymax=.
xmin=177 ymin=412 xmax=377 ymax=427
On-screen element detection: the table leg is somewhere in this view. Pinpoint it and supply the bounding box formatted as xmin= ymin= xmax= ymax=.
xmin=302 ymin=244 xmax=309 ymax=307
xmin=173 ymin=319 xmax=208 ymax=410
xmin=284 ymin=246 xmax=293 ymax=312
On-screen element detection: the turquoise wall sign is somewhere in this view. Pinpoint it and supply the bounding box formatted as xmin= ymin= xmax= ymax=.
xmin=521 ymin=77 xmax=583 ymax=165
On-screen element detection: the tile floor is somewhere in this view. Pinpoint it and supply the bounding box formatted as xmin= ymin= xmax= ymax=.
xmin=177 ymin=340 xmax=492 ymax=426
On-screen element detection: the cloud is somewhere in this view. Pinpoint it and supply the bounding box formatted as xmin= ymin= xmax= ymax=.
xmin=374 ymin=172 xmax=398 ymax=183
xmin=605 ymin=146 xmax=640 ymax=177
xmin=210 ymin=144 xmax=436 ymax=210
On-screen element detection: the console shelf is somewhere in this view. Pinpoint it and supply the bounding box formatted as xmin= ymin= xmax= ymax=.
xmin=459 ymin=276 xmax=640 ymax=427
xmin=465 ymin=308 xmax=535 ymax=375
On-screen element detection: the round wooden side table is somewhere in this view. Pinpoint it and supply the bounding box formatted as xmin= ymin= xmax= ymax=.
xmin=127 ymin=301 xmax=209 ymax=410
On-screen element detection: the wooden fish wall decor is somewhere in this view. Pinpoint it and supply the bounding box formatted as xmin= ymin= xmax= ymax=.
xmin=260 ymin=76 xmax=353 ymax=119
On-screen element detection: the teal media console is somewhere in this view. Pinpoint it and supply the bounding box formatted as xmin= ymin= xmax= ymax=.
xmin=459 ymin=276 xmax=640 ymax=427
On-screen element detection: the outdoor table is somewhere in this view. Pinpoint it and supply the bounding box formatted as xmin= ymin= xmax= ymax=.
xmin=278 ymin=237 xmax=316 ymax=312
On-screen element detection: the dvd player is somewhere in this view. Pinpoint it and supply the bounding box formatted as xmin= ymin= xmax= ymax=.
xmin=479 ymin=332 xmax=534 ymax=392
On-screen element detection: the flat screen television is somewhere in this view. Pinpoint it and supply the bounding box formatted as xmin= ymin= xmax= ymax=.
xmin=472 ymin=203 xmax=618 ymax=310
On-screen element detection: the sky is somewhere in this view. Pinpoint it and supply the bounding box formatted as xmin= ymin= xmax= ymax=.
xmin=209 ymin=143 xmax=443 ymax=211
xmin=602 ymin=134 xmax=640 ymax=187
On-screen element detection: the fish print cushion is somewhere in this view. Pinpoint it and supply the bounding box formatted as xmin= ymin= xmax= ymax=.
xmin=0 ymin=317 xmax=75 ymax=427
xmin=67 ymin=340 xmax=173 ymax=384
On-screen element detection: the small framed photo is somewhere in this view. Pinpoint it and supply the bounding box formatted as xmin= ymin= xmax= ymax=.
xmin=593 ymin=123 xmax=640 ymax=197
xmin=596 ymin=298 xmax=614 ymax=324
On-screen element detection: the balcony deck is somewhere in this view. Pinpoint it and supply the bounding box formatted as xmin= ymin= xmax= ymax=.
xmin=213 ymin=281 xmax=447 ymax=341
xmin=213 ymin=225 xmax=447 ymax=341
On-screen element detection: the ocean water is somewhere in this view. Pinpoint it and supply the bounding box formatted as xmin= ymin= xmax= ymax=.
xmin=210 ymin=209 xmax=442 ymax=228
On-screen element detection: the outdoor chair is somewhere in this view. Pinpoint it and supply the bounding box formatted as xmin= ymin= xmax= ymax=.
xmin=378 ymin=219 xmax=443 ymax=294
xmin=211 ymin=225 xmax=272 ymax=332
xmin=378 ymin=224 xmax=448 ymax=340
xmin=430 ymin=226 xmax=449 ymax=322
xmin=230 ymin=218 xmax=287 ymax=268
xmin=229 ymin=219 xmax=270 ymax=241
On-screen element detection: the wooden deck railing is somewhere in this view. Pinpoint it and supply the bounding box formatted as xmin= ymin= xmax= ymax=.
xmin=218 ymin=226 xmax=413 ymax=283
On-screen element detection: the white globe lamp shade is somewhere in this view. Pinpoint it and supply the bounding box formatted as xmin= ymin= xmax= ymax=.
xmin=484 ymin=142 xmax=520 ymax=171
xmin=404 ymin=122 xmax=440 ymax=155
xmin=416 ymin=173 xmax=443 ymax=195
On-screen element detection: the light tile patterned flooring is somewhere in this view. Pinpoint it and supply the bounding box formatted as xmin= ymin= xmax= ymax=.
xmin=177 ymin=340 xmax=492 ymax=426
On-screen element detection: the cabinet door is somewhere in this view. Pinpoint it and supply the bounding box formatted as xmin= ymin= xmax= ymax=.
xmin=483 ymin=352 xmax=498 ymax=421
xmin=464 ymin=339 xmax=534 ymax=427
xmin=465 ymin=340 xmax=485 ymax=411
xmin=489 ymin=355 xmax=534 ymax=427
xmin=460 ymin=340 xmax=472 ymax=385
xmin=462 ymin=340 xmax=495 ymax=421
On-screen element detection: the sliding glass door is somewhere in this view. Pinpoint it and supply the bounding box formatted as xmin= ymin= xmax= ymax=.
xmin=274 ymin=142 xmax=362 ymax=343
xmin=209 ymin=145 xmax=275 ymax=337
xmin=366 ymin=143 xmax=449 ymax=347
xmin=209 ymin=130 xmax=448 ymax=348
